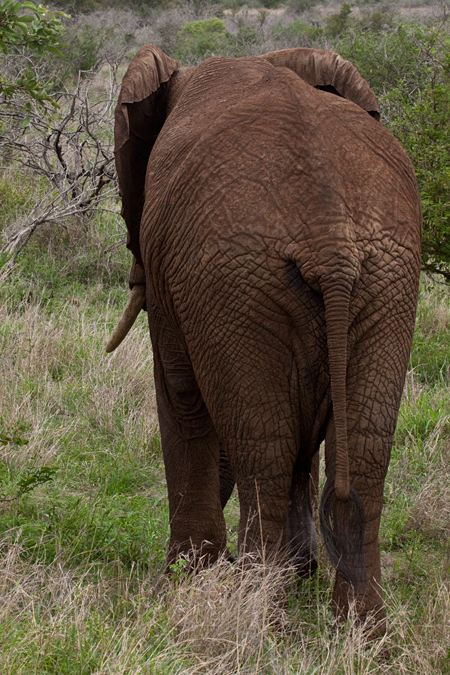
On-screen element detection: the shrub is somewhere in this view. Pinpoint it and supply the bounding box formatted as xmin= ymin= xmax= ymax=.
xmin=336 ymin=22 xmax=450 ymax=280
xmin=63 ymin=24 xmax=107 ymax=74
xmin=0 ymin=0 xmax=66 ymax=104
xmin=175 ymin=18 xmax=230 ymax=62
xmin=232 ymin=25 xmax=263 ymax=56
xmin=287 ymin=0 xmax=316 ymax=11
xmin=326 ymin=3 xmax=353 ymax=39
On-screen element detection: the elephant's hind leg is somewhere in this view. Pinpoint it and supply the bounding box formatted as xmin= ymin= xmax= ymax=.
xmin=148 ymin=305 xmax=227 ymax=569
xmin=210 ymin=371 xmax=302 ymax=565
xmin=328 ymin=263 xmax=418 ymax=635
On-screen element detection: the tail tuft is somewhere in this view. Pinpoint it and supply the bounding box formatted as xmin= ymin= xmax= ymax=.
xmin=319 ymin=476 xmax=366 ymax=590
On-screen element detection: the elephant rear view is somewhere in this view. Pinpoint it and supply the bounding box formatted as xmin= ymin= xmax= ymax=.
xmin=107 ymin=46 xmax=422 ymax=633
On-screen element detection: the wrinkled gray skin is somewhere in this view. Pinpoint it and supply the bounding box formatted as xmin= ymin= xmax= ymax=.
xmin=112 ymin=46 xmax=422 ymax=633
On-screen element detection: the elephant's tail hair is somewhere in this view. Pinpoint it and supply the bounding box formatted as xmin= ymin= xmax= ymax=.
xmin=319 ymin=476 xmax=366 ymax=589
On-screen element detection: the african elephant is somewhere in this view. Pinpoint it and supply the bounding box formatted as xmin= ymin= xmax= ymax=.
xmin=106 ymin=46 xmax=422 ymax=632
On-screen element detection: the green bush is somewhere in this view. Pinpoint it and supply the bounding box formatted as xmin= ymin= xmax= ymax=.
xmin=336 ymin=24 xmax=425 ymax=92
xmin=389 ymin=82 xmax=450 ymax=279
xmin=326 ymin=3 xmax=353 ymax=38
xmin=232 ymin=25 xmax=263 ymax=56
xmin=363 ymin=10 xmax=393 ymax=32
xmin=256 ymin=0 xmax=283 ymax=8
xmin=174 ymin=18 xmax=265 ymax=63
xmin=336 ymin=23 xmax=450 ymax=280
xmin=175 ymin=18 xmax=231 ymax=63
xmin=63 ymin=24 xmax=107 ymax=75
xmin=0 ymin=0 xmax=66 ymax=104
xmin=287 ymin=0 xmax=319 ymax=13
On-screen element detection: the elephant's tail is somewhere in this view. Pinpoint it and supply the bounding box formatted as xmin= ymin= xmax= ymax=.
xmin=319 ymin=283 xmax=366 ymax=589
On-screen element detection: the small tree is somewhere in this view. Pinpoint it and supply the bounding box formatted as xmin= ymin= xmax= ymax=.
xmin=0 ymin=3 xmax=120 ymax=276
xmin=326 ymin=3 xmax=352 ymax=39
xmin=0 ymin=69 xmax=119 ymax=274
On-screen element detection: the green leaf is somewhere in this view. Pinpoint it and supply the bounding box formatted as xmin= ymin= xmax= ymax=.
xmin=17 ymin=467 xmax=57 ymax=494
xmin=0 ymin=435 xmax=29 ymax=446
xmin=16 ymin=20 xmax=31 ymax=30
xmin=47 ymin=45 xmax=63 ymax=57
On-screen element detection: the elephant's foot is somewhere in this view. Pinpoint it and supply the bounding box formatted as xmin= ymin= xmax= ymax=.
xmin=332 ymin=573 xmax=386 ymax=639
xmin=166 ymin=539 xmax=227 ymax=576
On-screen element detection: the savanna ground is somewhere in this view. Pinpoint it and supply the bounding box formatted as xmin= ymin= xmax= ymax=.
xmin=2 ymin=0 xmax=450 ymax=672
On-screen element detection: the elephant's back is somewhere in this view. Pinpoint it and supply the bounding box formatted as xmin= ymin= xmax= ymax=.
xmin=141 ymin=57 xmax=421 ymax=311
xmin=147 ymin=59 xmax=419 ymax=244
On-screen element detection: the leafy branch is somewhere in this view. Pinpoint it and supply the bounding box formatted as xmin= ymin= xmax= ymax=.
xmin=0 ymin=466 xmax=57 ymax=502
xmin=0 ymin=0 xmax=68 ymax=104
xmin=0 ymin=436 xmax=56 ymax=502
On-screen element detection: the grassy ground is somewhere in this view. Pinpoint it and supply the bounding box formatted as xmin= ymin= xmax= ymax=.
xmin=1 ymin=214 xmax=450 ymax=673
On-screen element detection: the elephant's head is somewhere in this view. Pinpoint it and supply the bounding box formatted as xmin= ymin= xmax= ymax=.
xmin=106 ymin=46 xmax=380 ymax=353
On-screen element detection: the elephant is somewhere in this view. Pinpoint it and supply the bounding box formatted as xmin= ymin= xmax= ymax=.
xmin=106 ymin=45 xmax=422 ymax=632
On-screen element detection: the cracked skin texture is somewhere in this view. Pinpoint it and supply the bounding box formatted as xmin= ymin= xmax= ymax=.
xmin=118 ymin=51 xmax=422 ymax=632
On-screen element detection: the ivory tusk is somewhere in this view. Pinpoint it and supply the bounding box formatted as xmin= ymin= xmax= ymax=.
xmin=105 ymin=285 xmax=146 ymax=353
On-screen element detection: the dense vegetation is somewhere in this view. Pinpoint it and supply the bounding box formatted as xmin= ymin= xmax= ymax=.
xmin=1 ymin=0 xmax=450 ymax=672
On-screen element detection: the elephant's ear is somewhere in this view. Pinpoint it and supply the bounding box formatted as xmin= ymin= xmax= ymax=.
xmin=114 ymin=46 xmax=180 ymax=268
xmin=115 ymin=45 xmax=179 ymax=151
xmin=259 ymin=48 xmax=380 ymax=120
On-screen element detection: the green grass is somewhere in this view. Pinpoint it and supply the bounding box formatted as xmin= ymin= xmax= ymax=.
xmin=409 ymin=278 xmax=450 ymax=384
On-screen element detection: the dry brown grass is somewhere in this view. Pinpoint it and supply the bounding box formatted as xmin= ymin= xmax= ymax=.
xmin=0 ymin=293 xmax=157 ymax=478
xmin=145 ymin=556 xmax=450 ymax=674
xmin=406 ymin=433 xmax=450 ymax=540
xmin=168 ymin=554 xmax=290 ymax=673
xmin=1 ymin=540 xmax=450 ymax=674
xmin=393 ymin=367 xmax=450 ymax=543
